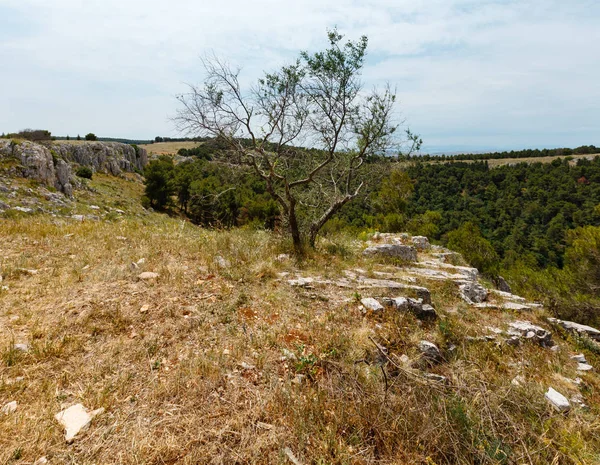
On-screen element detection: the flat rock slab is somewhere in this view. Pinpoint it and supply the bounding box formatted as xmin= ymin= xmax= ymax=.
xmin=363 ymin=244 xmax=418 ymax=262
xmin=548 ymin=318 xmax=600 ymax=341
xmin=360 ymin=297 xmax=384 ymax=312
xmin=545 ymin=387 xmax=570 ymax=412
xmin=55 ymin=404 xmax=104 ymax=442
xmin=578 ymin=363 xmax=593 ymax=372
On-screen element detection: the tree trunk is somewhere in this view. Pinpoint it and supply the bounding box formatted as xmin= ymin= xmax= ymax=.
xmin=288 ymin=201 xmax=303 ymax=255
xmin=308 ymin=195 xmax=355 ymax=248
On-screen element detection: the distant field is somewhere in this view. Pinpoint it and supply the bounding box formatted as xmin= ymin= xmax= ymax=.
xmin=140 ymin=141 xmax=201 ymax=155
xmin=435 ymin=153 xmax=600 ymax=167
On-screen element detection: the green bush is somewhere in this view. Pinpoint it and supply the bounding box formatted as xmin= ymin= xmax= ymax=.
xmin=76 ymin=166 xmax=93 ymax=179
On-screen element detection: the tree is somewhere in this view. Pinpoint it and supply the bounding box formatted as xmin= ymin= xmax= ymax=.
xmin=143 ymin=156 xmax=175 ymax=208
xmin=66 ymin=135 xmax=70 ymax=141
xmin=85 ymin=133 xmax=97 ymax=141
xmin=77 ymin=134 xmax=81 ymax=141
xmin=174 ymin=29 xmax=419 ymax=253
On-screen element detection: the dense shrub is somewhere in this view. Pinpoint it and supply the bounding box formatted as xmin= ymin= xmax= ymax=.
xmin=76 ymin=166 xmax=93 ymax=179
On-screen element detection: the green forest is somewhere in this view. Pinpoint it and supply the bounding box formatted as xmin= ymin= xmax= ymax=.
xmin=143 ymin=149 xmax=600 ymax=325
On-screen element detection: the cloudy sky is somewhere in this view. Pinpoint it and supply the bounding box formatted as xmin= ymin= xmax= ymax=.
xmin=1 ymin=0 xmax=598 ymax=153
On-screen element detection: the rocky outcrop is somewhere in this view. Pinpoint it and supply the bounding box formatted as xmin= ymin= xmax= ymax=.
xmin=0 ymin=139 xmax=147 ymax=196
xmin=363 ymin=244 xmax=418 ymax=261
xmin=50 ymin=142 xmax=147 ymax=175
xmin=0 ymin=139 xmax=72 ymax=195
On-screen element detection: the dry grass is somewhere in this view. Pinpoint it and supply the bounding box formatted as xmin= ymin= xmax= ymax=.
xmin=1 ymin=178 xmax=600 ymax=464
xmin=432 ymin=154 xmax=600 ymax=167
xmin=140 ymin=142 xmax=202 ymax=156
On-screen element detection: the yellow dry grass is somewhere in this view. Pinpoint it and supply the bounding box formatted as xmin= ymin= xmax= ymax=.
xmin=434 ymin=154 xmax=600 ymax=167
xmin=140 ymin=142 xmax=202 ymax=156
xmin=1 ymin=176 xmax=600 ymax=464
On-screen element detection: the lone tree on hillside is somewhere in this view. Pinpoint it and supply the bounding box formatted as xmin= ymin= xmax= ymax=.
xmin=85 ymin=133 xmax=98 ymax=141
xmin=174 ymin=29 xmax=419 ymax=253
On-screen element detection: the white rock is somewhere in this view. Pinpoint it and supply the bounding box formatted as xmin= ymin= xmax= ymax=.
xmin=360 ymin=297 xmax=384 ymax=312
xmin=1 ymin=400 xmax=17 ymax=415
xmin=136 ymin=258 xmax=146 ymax=265
xmin=511 ymin=375 xmax=526 ymax=386
xmin=507 ymin=321 xmax=553 ymax=347
xmin=13 ymin=206 xmax=33 ymax=213
xmin=214 ymin=255 xmax=230 ymax=268
xmin=545 ymin=387 xmax=570 ymax=412
xmin=275 ymin=254 xmax=290 ymax=262
xmin=34 ymin=457 xmax=48 ymax=465
xmin=54 ymin=403 xmax=104 ymax=442
xmin=547 ymin=318 xmax=600 ymax=341
xmin=13 ymin=343 xmax=29 ymax=352
xmin=71 ymin=214 xmax=85 ymax=221
xmin=577 ymin=363 xmax=593 ymax=372
xmin=288 ymin=277 xmax=314 ymax=287
xmin=138 ymin=272 xmax=159 ymax=280
xmin=571 ymin=354 xmax=587 ymax=363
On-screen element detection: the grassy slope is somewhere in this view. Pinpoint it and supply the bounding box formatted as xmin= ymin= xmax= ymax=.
xmin=1 ymin=175 xmax=600 ymax=464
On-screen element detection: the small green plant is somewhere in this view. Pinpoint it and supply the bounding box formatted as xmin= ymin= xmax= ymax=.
xmin=76 ymin=166 xmax=93 ymax=179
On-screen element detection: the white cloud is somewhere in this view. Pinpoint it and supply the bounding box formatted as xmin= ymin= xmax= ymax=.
xmin=0 ymin=0 xmax=598 ymax=150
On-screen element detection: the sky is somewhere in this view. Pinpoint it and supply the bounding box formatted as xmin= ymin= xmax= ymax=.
xmin=1 ymin=0 xmax=599 ymax=153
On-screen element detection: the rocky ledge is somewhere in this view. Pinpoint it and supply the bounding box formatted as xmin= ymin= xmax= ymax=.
xmin=0 ymin=139 xmax=147 ymax=196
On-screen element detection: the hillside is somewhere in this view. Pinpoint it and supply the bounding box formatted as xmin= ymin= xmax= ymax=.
xmin=2 ymin=169 xmax=600 ymax=464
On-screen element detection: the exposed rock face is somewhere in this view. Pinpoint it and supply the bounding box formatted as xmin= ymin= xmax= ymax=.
xmin=459 ymin=282 xmax=488 ymax=304
xmin=417 ymin=341 xmax=442 ymax=364
xmin=50 ymin=142 xmax=147 ymax=175
xmin=0 ymin=139 xmax=147 ymax=196
xmin=547 ymin=318 xmax=600 ymax=341
xmin=411 ymin=236 xmax=430 ymax=250
xmin=363 ymin=244 xmax=418 ymax=262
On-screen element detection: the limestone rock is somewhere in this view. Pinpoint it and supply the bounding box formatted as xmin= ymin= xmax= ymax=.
xmin=411 ymin=236 xmax=430 ymax=250
xmin=507 ymin=321 xmax=553 ymax=347
xmin=363 ymin=244 xmax=418 ymax=262
xmin=545 ymin=387 xmax=570 ymax=412
xmin=360 ymin=297 xmax=384 ymax=312
xmin=459 ymin=282 xmax=488 ymax=304
xmin=571 ymin=354 xmax=587 ymax=363
xmin=288 ymin=277 xmax=314 ymax=288
xmin=50 ymin=141 xmax=147 ymax=175
xmin=496 ymin=276 xmax=512 ymax=293
xmin=1 ymin=400 xmax=17 ymax=415
xmin=578 ymin=363 xmax=593 ymax=372
xmin=54 ymin=403 xmax=104 ymax=442
xmin=383 ymin=297 xmax=437 ymax=319
xmin=547 ymin=318 xmax=600 ymax=341
xmin=417 ymin=341 xmax=442 ymax=363
xmin=138 ymin=272 xmax=159 ymax=280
